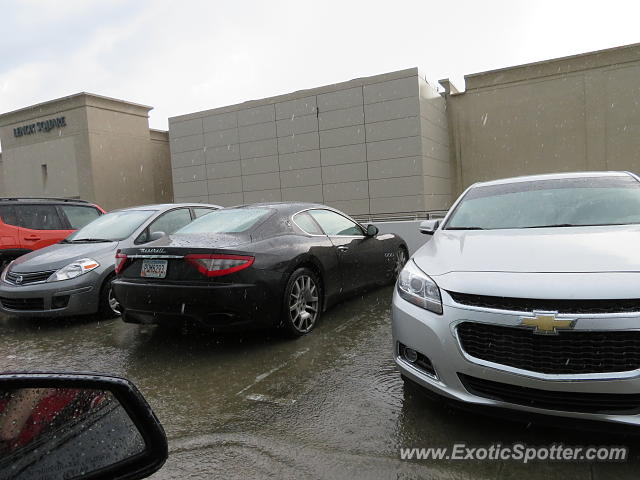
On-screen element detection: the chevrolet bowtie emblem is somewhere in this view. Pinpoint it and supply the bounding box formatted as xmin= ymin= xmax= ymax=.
xmin=520 ymin=312 xmax=575 ymax=335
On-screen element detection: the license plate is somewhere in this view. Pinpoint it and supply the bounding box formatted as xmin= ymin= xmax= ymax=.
xmin=140 ymin=259 xmax=167 ymax=278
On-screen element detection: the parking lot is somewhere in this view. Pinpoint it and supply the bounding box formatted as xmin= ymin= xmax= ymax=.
xmin=1 ymin=285 xmax=639 ymax=479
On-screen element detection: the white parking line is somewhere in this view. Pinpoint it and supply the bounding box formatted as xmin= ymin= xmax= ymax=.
xmin=235 ymin=348 xmax=309 ymax=396
xmin=245 ymin=393 xmax=297 ymax=406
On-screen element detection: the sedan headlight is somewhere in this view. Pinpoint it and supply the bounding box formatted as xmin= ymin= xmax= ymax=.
xmin=397 ymin=260 xmax=442 ymax=314
xmin=47 ymin=258 xmax=100 ymax=282
xmin=1 ymin=261 xmax=14 ymax=282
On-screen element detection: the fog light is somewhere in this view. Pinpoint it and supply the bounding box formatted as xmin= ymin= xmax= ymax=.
xmin=398 ymin=343 xmax=437 ymax=378
xmin=404 ymin=347 xmax=418 ymax=363
xmin=51 ymin=295 xmax=70 ymax=309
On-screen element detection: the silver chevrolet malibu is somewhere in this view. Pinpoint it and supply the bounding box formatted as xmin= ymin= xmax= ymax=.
xmin=392 ymin=171 xmax=640 ymax=426
xmin=0 ymin=203 xmax=219 ymax=318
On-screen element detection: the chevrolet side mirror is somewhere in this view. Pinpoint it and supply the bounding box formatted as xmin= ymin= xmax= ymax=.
xmin=419 ymin=219 xmax=440 ymax=235
xmin=0 ymin=373 xmax=167 ymax=480
xmin=365 ymin=224 xmax=379 ymax=237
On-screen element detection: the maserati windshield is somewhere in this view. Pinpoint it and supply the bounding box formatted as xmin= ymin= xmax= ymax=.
xmin=445 ymin=176 xmax=640 ymax=230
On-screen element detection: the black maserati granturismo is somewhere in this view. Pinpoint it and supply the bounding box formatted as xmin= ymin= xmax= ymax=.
xmin=112 ymin=202 xmax=408 ymax=336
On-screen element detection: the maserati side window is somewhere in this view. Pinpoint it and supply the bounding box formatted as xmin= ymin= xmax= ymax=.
xmin=292 ymin=212 xmax=323 ymax=235
xmin=308 ymin=209 xmax=363 ymax=236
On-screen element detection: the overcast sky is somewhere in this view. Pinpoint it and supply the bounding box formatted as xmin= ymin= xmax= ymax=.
xmin=1 ymin=0 xmax=639 ymax=131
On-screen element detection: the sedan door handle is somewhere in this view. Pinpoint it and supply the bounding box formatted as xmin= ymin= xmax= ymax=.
xmin=24 ymin=236 xmax=41 ymax=241
xmin=337 ymin=246 xmax=349 ymax=252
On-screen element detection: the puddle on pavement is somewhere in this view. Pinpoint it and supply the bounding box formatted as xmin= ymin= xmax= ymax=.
xmin=3 ymin=286 xmax=640 ymax=479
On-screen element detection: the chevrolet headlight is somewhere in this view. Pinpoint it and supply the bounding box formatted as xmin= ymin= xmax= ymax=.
xmin=47 ymin=258 xmax=100 ymax=282
xmin=397 ymin=260 xmax=442 ymax=314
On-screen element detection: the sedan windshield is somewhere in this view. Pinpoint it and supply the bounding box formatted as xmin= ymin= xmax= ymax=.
xmin=445 ymin=176 xmax=640 ymax=230
xmin=66 ymin=210 xmax=156 ymax=242
xmin=176 ymin=208 xmax=272 ymax=234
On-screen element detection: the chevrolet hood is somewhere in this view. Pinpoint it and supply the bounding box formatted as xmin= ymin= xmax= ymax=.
xmin=413 ymin=225 xmax=640 ymax=276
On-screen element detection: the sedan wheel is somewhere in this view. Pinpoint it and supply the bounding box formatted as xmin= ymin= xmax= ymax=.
xmin=108 ymin=287 xmax=121 ymax=315
xmin=99 ymin=276 xmax=121 ymax=319
xmin=282 ymin=268 xmax=321 ymax=337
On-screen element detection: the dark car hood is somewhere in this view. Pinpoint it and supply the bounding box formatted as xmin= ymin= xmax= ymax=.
xmin=11 ymin=242 xmax=119 ymax=272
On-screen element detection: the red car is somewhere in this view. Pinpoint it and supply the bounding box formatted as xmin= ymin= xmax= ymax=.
xmin=0 ymin=198 xmax=105 ymax=266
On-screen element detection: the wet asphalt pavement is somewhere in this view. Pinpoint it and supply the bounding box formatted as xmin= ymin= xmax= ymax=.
xmin=2 ymin=286 xmax=640 ymax=479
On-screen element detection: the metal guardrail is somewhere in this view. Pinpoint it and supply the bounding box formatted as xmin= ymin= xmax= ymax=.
xmin=353 ymin=210 xmax=448 ymax=224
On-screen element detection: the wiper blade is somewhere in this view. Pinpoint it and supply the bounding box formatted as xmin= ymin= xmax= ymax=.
xmin=523 ymin=224 xmax=588 ymax=229
xmin=445 ymin=227 xmax=485 ymax=230
xmin=69 ymin=238 xmax=113 ymax=243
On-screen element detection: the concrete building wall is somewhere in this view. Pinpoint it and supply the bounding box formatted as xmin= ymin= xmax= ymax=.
xmin=169 ymin=68 xmax=451 ymax=216
xmin=85 ymin=100 xmax=157 ymax=210
xmin=418 ymin=77 xmax=451 ymax=210
xmin=0 ymin=153 xmax=5 ymax=197
xmin=0 ymin=93 xmax=172 ymax=211
xmin=0 ymin=99 xmax=88 ymax=200
xmin=444 ymin=43 xmax=640 ymax=197
xmin=149 ymin=130 xmax=174 ymax=203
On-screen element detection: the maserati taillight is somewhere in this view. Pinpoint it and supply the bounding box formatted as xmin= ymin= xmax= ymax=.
xmin=184 ymin=254 xmax=254 ymax=277
xmin=115 ymin=252 xmax=128 ymax=274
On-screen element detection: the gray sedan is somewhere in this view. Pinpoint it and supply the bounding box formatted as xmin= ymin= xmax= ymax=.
xmin=0 ymin=203 xmax=220 ymax=318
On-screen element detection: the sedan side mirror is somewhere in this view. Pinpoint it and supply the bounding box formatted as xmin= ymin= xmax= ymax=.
xmin=0 ymin=373 xmax=167 ymax=480
xmin=148 ymin=231 xmax=166 ymax=242
xmin=419 ymin=219 xmax=440 ymax=235
xmin=365 ymin=224 xmax=379 ymax=237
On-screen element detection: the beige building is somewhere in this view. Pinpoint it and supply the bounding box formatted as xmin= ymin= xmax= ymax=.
xmin=168 ymin=68 xmax=451 ymax=217
xmin=443 ymin=42 xmax=640 ymax=197
xmin=2 ymin=42 xmax=640 ymax=216
xmin=0 ymin=93 xmax=173 ymax=211
xmin=168 ymin=42 xmax=640 ymax=219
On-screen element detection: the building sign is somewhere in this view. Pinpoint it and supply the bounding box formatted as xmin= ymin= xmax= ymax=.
xmin=13 ymin=116 xmax=66 ymax=138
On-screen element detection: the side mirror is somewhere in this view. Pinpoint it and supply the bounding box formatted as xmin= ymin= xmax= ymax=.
xmin=419 ymin=219 xmax=440 ymax=235
xmin=365 ymin=224 xmax=379 ymax=237
xmin=0 ymin=373 xmax=167 ymax=480
xmin=148 ymin=231 xmax=166 ymax=242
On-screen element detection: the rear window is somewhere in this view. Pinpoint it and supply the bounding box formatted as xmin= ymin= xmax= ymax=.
xmin=177 ymin=208 xmax=272 ymax=234
xmin=60 ymin=205 xmax=102 ymax=229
